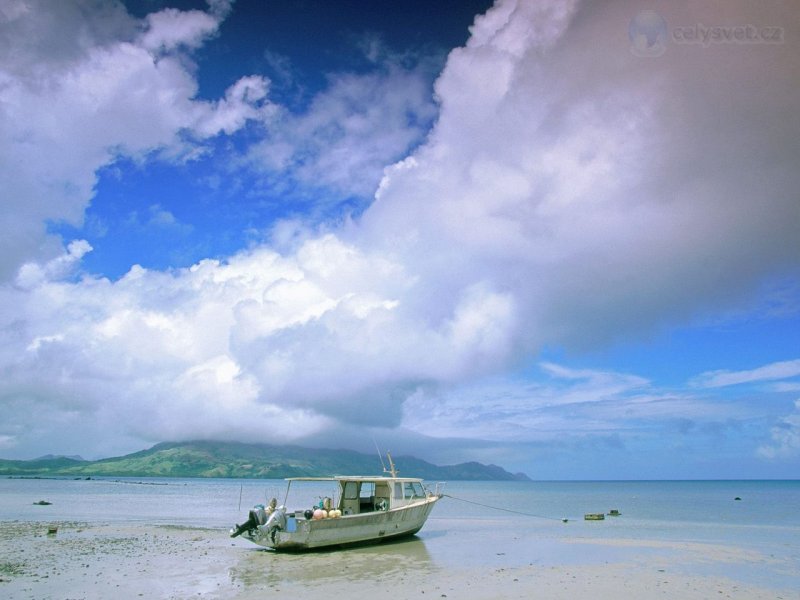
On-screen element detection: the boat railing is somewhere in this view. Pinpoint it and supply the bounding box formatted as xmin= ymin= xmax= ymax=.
xmin=431 ymin=481 xmax=446 ymax=497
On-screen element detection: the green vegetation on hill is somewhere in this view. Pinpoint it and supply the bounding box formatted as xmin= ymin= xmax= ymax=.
xmin=0 ymin=441 xmax=530 ymax=481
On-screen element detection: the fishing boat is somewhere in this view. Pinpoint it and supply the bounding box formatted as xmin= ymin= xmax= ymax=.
xmin=230 ymin=454 xmax=442 ymax=551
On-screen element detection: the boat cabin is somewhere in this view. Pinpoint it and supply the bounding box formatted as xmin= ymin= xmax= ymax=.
xmin=338 ymin=477 xmax=428 ymax=514
xmin=285 ymin=476 xmax=430 ymax=516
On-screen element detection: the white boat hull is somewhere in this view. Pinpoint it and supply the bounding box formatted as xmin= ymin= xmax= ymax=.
xmin=243 ymin=495 xmax=440 ymax=551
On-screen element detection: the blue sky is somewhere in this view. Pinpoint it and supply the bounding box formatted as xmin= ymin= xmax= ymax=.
xmin=1 ymin=0 xmax=798 ymax=479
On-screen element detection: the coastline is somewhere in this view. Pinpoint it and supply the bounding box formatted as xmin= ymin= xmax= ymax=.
xmin=1 ymin=520 xmax=795 ymax=599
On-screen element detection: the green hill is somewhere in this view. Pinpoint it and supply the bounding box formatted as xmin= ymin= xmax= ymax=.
xmin=0 ymin=441 xmax=530 ymax=481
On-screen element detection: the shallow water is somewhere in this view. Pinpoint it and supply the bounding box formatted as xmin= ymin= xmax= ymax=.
xmin=2 ymin=477 xmax=798 ymax=589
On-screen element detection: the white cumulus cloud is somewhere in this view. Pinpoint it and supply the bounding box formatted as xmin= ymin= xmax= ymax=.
xmin=0 ymin=0 xmax=272 ymax=281
xmin=249 ymin=65 xmax=438 ymax=200
xmin=0 ymin=0 xmax=798 ymax=465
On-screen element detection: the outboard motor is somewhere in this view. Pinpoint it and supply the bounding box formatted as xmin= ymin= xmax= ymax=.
xmin=264 ymin=506 xmax=287 ymax=540
xmin=230 ymin=504 xmax=268 ymax=538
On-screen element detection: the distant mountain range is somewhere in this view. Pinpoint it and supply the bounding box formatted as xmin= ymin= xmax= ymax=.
xmin=0 ymin=440 xmax=530 ymax=481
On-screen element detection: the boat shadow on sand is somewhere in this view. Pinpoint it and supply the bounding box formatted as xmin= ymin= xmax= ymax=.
xmin=229 ymin=535 xmax=435 ymax=589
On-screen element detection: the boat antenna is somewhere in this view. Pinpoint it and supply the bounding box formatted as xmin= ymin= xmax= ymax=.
xmin=372 ymin=437 xmax=387 ymax=472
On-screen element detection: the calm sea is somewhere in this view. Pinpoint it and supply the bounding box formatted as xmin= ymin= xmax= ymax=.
xmin=2 ymin=478 xmax=798 ymax=587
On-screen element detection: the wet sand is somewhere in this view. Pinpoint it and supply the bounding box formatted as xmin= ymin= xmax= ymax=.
xmin=1 ymin=520 xmax=795 ymax=599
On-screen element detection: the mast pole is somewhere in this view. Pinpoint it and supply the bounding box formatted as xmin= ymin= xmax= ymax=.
xmin=386 ymin=452 xmax=398 ymax=478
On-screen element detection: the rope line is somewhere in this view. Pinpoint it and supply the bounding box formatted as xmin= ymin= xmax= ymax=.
xmin=441 ymin=494 xmax=569 ymax=522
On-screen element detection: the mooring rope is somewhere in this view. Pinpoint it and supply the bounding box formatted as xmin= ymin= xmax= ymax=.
xmin=441 ymin=493 xmax=570 ymax=522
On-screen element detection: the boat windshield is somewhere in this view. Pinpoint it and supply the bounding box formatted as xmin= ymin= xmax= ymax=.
xmin=392 ymin=480 xmax=426 ymax=499
xmin=404 ymin=481 xmax=426 ymax=498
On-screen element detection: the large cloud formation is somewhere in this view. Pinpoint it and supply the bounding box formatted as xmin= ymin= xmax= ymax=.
xmin=1 ymin=0 xmax=798 ymax=467
xmin=0 ymin=0 xmax=273 ymax=281
xmin=361 ymin=0 xmax=799 ymax=350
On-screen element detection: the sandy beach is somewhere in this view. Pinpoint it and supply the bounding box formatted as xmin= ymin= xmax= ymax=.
xmin=1 ymin=520 xmax=795 ymax=600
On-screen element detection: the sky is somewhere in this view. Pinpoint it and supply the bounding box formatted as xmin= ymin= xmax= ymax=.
xmin=0 ymin=0 xmax=798 ymax=479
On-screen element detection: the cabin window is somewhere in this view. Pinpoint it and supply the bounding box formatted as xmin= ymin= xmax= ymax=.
xmin=394 ymin=482 xmax=403 ymax=499
xmin=404 ymin=482 xmax=425 ymax=498
xmin=359 ymin=482 xmax=375 ymax=501
xmin=343 ymin=481 xmax=359 ymax=500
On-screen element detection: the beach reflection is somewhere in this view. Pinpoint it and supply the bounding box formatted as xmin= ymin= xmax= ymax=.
xmin=228 ymin=535 xmax=435 ymax=591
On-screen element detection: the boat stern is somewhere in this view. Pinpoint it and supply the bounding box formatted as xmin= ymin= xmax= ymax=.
xmin=231 ymin=504 xmax=287 ymax=548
